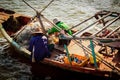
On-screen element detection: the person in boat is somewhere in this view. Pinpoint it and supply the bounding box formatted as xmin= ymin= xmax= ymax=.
xmin=47 ymin=18 xmax=72 ymax=46
xmin=58 ymin=29 xmax=71 ymax=45
xmin=47 ymin=18 xmax=73 ymax=36
xmin=29 ymin=27 xmax=50 ymax=63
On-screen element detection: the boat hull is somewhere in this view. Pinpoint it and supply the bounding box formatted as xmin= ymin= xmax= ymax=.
xmin=9 ymin=44 xmax=119 ymax=80
xmin=8 ymin=46 xmax=119 ymax=80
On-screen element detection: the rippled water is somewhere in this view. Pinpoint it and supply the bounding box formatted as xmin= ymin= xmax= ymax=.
xmin=0 ymin=0 xmax=120 ymax=80
xmin=0 ymin=0 xmax=120 ymax=26
xmin=0 ymin=47 xmax=31 ymax=80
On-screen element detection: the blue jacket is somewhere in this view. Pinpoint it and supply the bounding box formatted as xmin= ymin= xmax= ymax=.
xmin=29 ymin=35 xmax=50 ymax=62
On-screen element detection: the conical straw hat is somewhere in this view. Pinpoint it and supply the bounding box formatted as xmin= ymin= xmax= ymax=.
xmin=32 ymin=27 xmax=42 ymax=34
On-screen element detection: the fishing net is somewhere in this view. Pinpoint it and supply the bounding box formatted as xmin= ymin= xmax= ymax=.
xmin=0 ymin=38 xmax=10 ymax=53
xmin=15 ymin=18 xmax=54 ymax=49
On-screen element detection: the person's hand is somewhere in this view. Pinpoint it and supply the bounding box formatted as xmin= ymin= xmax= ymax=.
xmin=60 ymin=30 xmax=65 ymax=35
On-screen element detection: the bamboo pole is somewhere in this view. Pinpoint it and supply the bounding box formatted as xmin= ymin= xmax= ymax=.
xmin=40 ymin=0 xmax=54 ymax=13
xmin=105 ymin=26 xmax=120 ymax=38
xmin=92 ymin=16 xmax=120 ymax=36
xmin=22 ymin=0 xmax=46 ymax=34
xmin=72 ymin=12 xmax=112 ymax=36
xmin=22 ymin=0 xmax=37 ymax=12
xmin=68 ymin=10 xmax=110 ymax=30
xmin=58 ymin=36 xmax=120 ymax=42
xmin=22 ymin=0 xmax=54 ymax=35
xmin=69 ymin=15 xmax=95 ymax=30
xmin=36 ymin=12 xmax=46 ymax=34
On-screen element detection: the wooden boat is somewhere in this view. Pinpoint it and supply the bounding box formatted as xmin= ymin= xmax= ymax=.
xmin=0 ymin=7 xmax=120 ymax=80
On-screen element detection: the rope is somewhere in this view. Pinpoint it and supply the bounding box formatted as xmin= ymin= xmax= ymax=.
xmin=0 ymin=38 xmax=7 ymax=43
xmin=0 ymin=42 xmax=10 ymax=52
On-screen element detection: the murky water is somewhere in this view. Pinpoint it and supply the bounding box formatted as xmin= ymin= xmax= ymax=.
xmin=0 ymin=0 xmax=120 ymax=80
